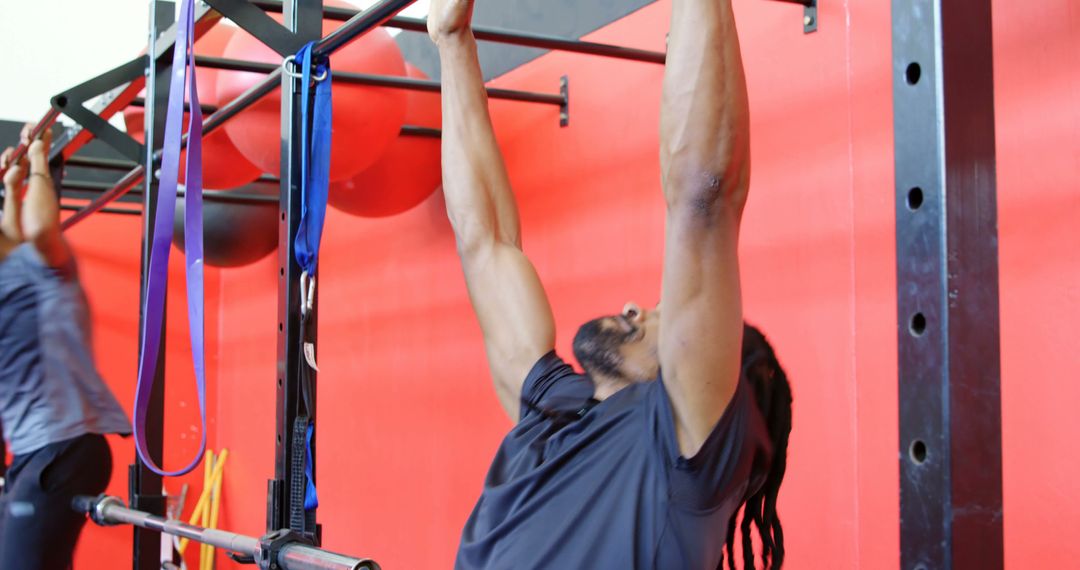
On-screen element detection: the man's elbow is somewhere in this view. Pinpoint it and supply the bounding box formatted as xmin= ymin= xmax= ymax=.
xmin=451 ymin=216 xmax=502 ymax=261
xmin=22 ymin=218 xmax=59 ymax=246
xmin=450 ymin=212 xmax=522 ymax=259
xmin=665 ymin=168 xmax=749 ymax=224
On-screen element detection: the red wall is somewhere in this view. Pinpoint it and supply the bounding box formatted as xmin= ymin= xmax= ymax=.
xmin=69 ymin=0 xmax=1078 ymax=568
xmin=993 ymin=1 xmax=1080 ymax=565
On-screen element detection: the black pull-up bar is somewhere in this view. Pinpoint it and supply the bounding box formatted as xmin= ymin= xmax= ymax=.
xmin=64 ymin=179 xmax=278 ymax=205
xmin=127 ymin=97 xmax=443 ymax=137
xmin=60 ymin=204 xmax=141 ymax=217
xmin=194 ymin=55 xmax=567 ymax=106
xmin=249 ymin=0 xmax=667 ymax=64
xmin=0 ymin=108 xmax=60 ymax=179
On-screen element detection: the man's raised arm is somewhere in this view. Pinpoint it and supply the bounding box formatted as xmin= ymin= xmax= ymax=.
xmin=658 ymin=0 xmax=752 ymax=456
xmin=429 ymin=0 xmax=555 ymax=421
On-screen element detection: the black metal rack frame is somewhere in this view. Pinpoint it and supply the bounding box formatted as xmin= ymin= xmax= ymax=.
xmin=0 ymin=1 xmax=672 ymax=568
xmin=2 ymin=0 xmax=1005 ymax=568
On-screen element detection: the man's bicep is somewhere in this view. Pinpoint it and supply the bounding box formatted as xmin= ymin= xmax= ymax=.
xmin=659 ymin=207 xmax=744 ymax=456
xmin=461 ymin=241 xmax=556 ymax=421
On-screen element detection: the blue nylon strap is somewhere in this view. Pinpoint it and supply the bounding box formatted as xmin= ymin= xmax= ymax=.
xmin=294 ymin=42 xmax=332 ymax=278
xmin=293 ymin=41 xmax=330 ymax=513
xmin=133 ymin=0 xmax=207 ymax=477
xmin=304 ymin=423 xmax=319 ymax=511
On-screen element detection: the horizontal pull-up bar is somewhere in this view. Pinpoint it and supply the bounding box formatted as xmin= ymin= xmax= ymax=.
xmin=64 ymin=179 xmax=278 ymax=205
xmin=127 ymin=98 xmax=444 ymax=138
xmin=73 ymin=495 xmax=379 ymax=570
xmin=65 ymin=155 xmax=142 ymax=172
xmin=0 ymin=108 xmax=60 ymax=179
xmin=60 ymin=203 xmax=141 ymax=217
xmin=61 ymin=167 xmax=144 ymax=229
xmin=130 ymin=96 xmax=220 ymax=116
xmin=195 ymin=55 xmax=567 ymax=107
xmin=249 ymin=0 xmax=667 ymax=64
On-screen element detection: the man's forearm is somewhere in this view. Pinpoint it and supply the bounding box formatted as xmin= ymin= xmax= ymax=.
xmin=1 ymin=184 xmax=22 ymax=242
xmin=21 ymin=153 xmax=60 ymax=242
xmin=660 ymin=0 xmax=750 ymax=206
xmin=438 ymin=33 xmax=522 ymax=248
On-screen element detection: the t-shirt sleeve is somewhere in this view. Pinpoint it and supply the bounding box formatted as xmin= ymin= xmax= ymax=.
xmin=519 ymin=351 xmax=593 ymax=422
xmin=657 ymin=377 xmax=772 ymax=511
xmin=8 ymin=242 xmax=77 ymax=282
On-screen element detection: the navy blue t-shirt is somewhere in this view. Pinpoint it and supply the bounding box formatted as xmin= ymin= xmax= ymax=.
xmin=456 ymin=351 xmax=771 ymax=570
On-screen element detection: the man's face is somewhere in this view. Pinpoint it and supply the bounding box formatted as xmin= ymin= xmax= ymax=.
xmin=572 ymin=302 xmax=661 ymax=383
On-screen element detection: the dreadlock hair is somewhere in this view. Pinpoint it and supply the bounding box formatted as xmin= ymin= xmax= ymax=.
xmin=720 ymin=323 xmax=793 ymax=570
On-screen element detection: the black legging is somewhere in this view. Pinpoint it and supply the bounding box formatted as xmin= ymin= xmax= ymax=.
xmin=0 ymin=433 xmax=112 ymax=570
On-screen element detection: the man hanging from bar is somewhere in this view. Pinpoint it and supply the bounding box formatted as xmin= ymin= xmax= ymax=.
xmin=0 ymin=125 xmax=131 ymax=570
xmin=428 ymin=0 xmax=793 ymax=568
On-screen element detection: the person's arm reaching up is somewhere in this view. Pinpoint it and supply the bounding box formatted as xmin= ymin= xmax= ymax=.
xmin=658 ymin=0 xmax=752 ymax=457
xmin=1 ymin=147 xmax=25 ymax=243
xmin=18 ymin=125 xmax=69 ymax=269
xmin=429 ymin=0 xmax=555 ymax=421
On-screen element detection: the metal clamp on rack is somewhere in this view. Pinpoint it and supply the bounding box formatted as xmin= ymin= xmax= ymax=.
xmin=768 ymin=0 xmax=818 ymax=33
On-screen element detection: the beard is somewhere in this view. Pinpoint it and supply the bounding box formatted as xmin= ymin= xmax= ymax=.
xmin=572 ymin=317 xmax=635 ymax=378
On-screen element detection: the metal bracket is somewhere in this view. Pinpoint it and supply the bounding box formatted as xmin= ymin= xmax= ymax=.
xmin=770 ymin=0 xmax=818 ymax=34
xmin=50 ymin=56 xmax=148 ymax=164
xmin=257 ymin=529 xmax=315 ymax=570
xmin=49 ymin=3 xmax=220 ymax=164
xmin=560 ymin=75 xmax=570 ymax=127
xmin=204 ymin=0 xmax=308 ymax=57
xmin=803 ymin=0 xmax=818 ymax=34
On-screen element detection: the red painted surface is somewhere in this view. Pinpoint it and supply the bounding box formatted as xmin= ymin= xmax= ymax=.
xmin=993 ymin=1 xmax=1080 ymax=566
xmin=68 ymin=0 xmax=1078 ymax=568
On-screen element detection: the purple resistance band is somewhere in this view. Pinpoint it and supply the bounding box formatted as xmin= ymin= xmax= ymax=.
xmin=133 ymin=0 xmax=207 ymax=477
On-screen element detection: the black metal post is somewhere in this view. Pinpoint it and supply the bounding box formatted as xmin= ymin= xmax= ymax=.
xmin=250 ymin=0 xmax=667 ymax=64
xmin=131 ymin=3 xmax=172 ymax=569
xmin=269 ymin=0 xmax=324 ymax=536
xmin=893 ymin=0 xmax=1003 ymax=568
